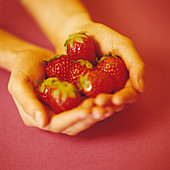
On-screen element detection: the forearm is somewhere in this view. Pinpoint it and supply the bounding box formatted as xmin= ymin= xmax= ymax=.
xmin=0 ymin=29 xmax=50 ymax=72
xmin=20 ymin=0 xmax=92 ymax=48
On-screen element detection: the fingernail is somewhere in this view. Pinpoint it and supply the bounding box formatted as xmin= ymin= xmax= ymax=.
xmin=35 ymin=111 xmax=45 ymax=127
xmin=112 ymin=97 xmax=122 ymax=106
xmin=92 ymin=112 xmax=102 ymax=120
xmin=104 ymin=112 xmax=111 ymax=118
xmin=139 ymin=78 xmax=145 ymax=92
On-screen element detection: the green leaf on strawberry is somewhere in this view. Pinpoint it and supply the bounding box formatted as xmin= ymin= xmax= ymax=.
xmin=42 ymin=54 xmax=65 ymax=63
xmin=39 ymin=77 xmax=59 ymax=93
xmin=69 ymin=59 xmax=94 ymax=88
xmin=38 ymin=78 xmax=81 ymax=114
xmin=78 ymin=70 xmax=114 ymax=97
xmin=64 ymin=31 xmax=96 ymax=64
xmin=76 ymin=60 xmax=93 ymax=69
xmin=64 ymin=32 xmax=88 ymax=49
xmin=38 ymin=77 xmax=59 ymax=105
xmin=45 ymin=54 xmax=74 ymax=81
xmin=52 ymin=81 xmax=76 ymax=102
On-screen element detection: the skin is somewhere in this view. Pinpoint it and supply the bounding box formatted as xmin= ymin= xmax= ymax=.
xmin=0 ymin=0 xmax=145 ymax=136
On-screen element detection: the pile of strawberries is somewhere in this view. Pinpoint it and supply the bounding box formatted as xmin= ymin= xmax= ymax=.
xmin=38 ymin=31 xmax=128 ymax=114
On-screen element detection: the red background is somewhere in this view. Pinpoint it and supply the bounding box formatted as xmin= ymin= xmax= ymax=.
xmin=0 ymin=0 xmax=170 ymax=170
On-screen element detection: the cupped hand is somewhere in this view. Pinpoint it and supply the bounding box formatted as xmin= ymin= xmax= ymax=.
xmin=8 ymin=22 xmax=145 ymax=135
xmin=85 ymin=23 xmax=145 ymax=109
xmin=56 ymin=22 xmax=145 ymax=112
xmin=43 ymin=98 xmax=115 ymax=135
xmin=8 ymin=48 xmax=54 ymax=127
xmin=8 ymin=48 xmax=115 ymax=135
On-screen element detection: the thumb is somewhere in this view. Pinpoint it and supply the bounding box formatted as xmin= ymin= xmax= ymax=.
xmin=8 ymin=74 xmax=49 ymax=127
xmin=113 ymin=40 xmax=145 ymax=93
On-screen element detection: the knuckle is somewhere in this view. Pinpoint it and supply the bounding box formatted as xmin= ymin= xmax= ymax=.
xmin=79 ymin=111 xmax=90 ymax=120
xmin=8 ymin=77 xmax=16 ymax=94
xmin=50 ymin=127 xmax=62 ymax=134
xmin=63 ymin=131 xmax=77 ymax=136
xmin=8 ymin=80 xmax=13 ymax=94
xmin=61 ymin=128 xmax=79 ymax=136
xmin=115 ymin=105 xmax=125 ymax=112
xmin=54 ymin=130 xmax=61 ymax=133
xmin=137 ymin=61 xmax=145 ymax=75
xmin=23 ymin=120 xmax=32 ymax=127
xmin=8 ymin=76 xmax=18 ymax=95
xmin=8 ymin=79 xmax=20 ymax=97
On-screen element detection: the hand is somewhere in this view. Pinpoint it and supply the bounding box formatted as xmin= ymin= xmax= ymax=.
xmin=43 ymin=98 xmax=115 ymax=135
xmin=87 ymin=23 xmax=145 ymax=110
xmin=8 ymin=48 xmax=115 ymax=135
xmin=56 ymin=22 xmax=145 ymax=112
xmin=8 ymin=48 xmax=54 ymax=127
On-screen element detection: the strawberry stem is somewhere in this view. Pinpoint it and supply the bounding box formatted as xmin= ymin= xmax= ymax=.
xmin=64 ymin=31 xmax=88 ymax=49
xmin=42 ymin=58 xmax=48 ymax=65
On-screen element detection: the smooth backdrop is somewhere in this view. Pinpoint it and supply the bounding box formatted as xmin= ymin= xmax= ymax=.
xmin=0 ymin=0 xmax=170 ymax=170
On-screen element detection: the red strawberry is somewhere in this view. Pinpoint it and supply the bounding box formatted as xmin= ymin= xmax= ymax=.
xmin=48 ymin=81 xmax=81 ymax=114
xmin=64 ymin=31 xmax=96 ymax=64
xmin=39 ymin=77 xmax=59 ymax=105
xmin=78 ymin=70 xmax=114 ymax=97
xmin=96 ymin=53 xmax=128 ymax=92
xmin=44 ymin=54 xmax=74 ymax=81
xmin=69 ymin=60 xmax=95 ymax=88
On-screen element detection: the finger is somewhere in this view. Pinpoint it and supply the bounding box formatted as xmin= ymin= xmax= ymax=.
xmin=62 ymin=106 xmax=114 ymax=136
xmin=94 ymin=93 xmax=126 ymax=112
xmin=101 ymin=106 xmax=115 ymax=119
xmin=94 ymin=93 xmax=113 ymax=106
xmin=43 ymin=106 xmax=91 ymax=133
xmin=95 ymin=93 xmax=126 ymax=112
xmin=113 ymin=39 xmax=145 ymax=93
xmin=8 ymin=73 xmax=49 ymax=127
xmin=13 ymin=98 xmax=37 ymax=127
xmin=112 ymin=80 xmax=138 ymax=106
xmin=115 ymin=104 xmax=126 ymax=112
xmin=81 ymin=98 xmax=94 ymax=108
xmin=91 ymin=106 xmax=106 ymax=119
xmin=62 ymin=115 xmax=96 ymax=136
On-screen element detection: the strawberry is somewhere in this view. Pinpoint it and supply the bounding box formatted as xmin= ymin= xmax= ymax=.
xmin=48 ymin=81 xmax=81 ymax=114
xmin=64 ymin=31 xmax=96 ymax=64
xmin=69 ymin=60 xmax=95 ymax=88
xmin=78 ymin=70 xmax=114 ymax=97
xmin=96 ymin=53 xmax=128 ymax=92
xmin=39 ymin=77 xmax=59 ymax=105
xmin=44 ymin=54 xmax=74 ymax=81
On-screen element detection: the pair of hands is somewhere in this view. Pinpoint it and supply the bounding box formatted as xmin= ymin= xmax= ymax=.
xmin=8 ymin=22 xmax=145 ymax=136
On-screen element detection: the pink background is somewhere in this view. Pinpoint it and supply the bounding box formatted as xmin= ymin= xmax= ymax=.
xmin=0 ymin=0 xmax=170 ymax=170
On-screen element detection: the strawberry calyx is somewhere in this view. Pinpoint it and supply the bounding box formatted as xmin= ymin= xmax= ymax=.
xmin=64 ymin=31 xmax=88 ymax=49
xmin=75 ymin=59 xmax=93 ymax=69
xmin=103 ymin=51 xmax=116 ymax=57
xmin=39 ymin=77 xmax=59 ymax=93
xmin=99 ymin=52 xmax=121 ymax=62
xmin=42 ymin=54 xmax=67 ymax=63
xmin=78 ymin=73 xmax=91 ymax=92
xmin=52 ymin=81 xmax=78 ymax=102
xmin=34 ymin=80 xmax=43 ymax=85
